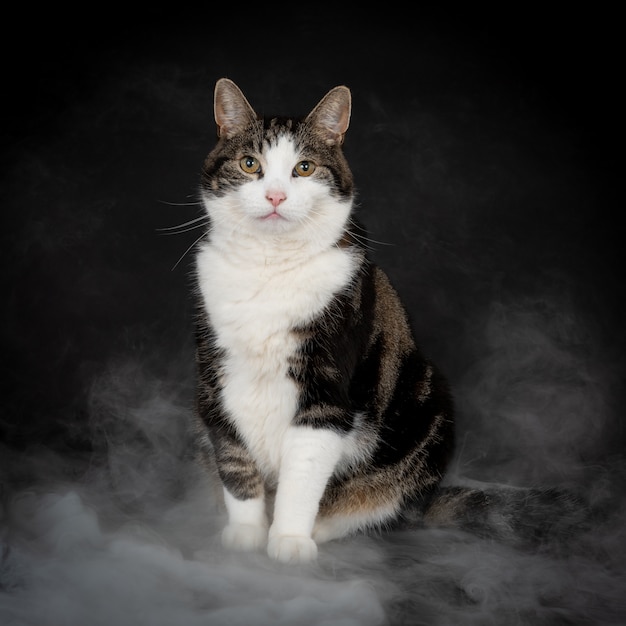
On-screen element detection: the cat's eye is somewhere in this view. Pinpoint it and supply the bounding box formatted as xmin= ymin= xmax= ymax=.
xmin=293 ymin=160 xmax=316 ymax=177
xmin=240 ymin=156 xmax=261 ymax=174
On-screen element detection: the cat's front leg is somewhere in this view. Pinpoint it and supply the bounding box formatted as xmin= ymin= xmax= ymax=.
xmin=268 ymin=426 xmax=343 ymax=563
xmin=222 ymin=488 xmax=268 ymax=552
xmin=209 ymin=425 xmax=269 ymax=553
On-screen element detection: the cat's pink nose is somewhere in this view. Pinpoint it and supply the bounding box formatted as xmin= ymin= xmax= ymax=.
xmin=266 ymin=190 xmax=286 ymax=208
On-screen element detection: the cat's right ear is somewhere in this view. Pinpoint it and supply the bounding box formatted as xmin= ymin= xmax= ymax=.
xmin=306 ymin=85 xmax=351 ymax=146
xmin=214 ymin=78 xmax=257 ymax=138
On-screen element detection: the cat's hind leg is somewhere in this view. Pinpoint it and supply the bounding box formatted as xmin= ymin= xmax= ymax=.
xmin=312 ymin=505 xmax=398 ymax=544
xmin=312 ymin=479 xmax=403 ymax=544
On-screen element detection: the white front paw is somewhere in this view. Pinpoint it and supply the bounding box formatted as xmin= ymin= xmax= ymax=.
xmin=222 ymin=523 xmax=268 ymax=552
xmin=267 ymin=534 xmax=318 ymax=563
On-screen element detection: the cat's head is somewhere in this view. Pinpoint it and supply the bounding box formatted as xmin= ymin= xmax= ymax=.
xmin=200 ymin=78 xmax=354 ymax=250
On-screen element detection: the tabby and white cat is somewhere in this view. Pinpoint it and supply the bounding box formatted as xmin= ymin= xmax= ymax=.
xmin=192 ymin=78 xmax=455 ymax=563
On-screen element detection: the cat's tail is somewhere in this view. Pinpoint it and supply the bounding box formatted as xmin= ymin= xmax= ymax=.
xmin=398 ymin=481 xmax=598 ymax=549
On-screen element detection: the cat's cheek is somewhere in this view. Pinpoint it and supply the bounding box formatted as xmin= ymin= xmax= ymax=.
xmin=222 ymin=523 xmax=268 ymax=552
xmin=267 ymin=534 xmax=318 ymax=564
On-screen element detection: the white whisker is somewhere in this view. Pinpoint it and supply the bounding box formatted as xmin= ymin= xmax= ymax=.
xmin=157 ymin=215 xmax=209 ymax=235
xmin=347 ymin=218 xmax=394 ymax=249
xmin=158 ymin=199 xmax=203 ymax=207
xmin=171 ymin=231 xmax=209 ymax=271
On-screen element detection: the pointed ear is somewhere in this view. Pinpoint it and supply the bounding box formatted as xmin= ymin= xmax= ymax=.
xmin=305 ymin=86 xmax=351 ymax=145
xmin=214 ymin=78 xmax=257 ymax=138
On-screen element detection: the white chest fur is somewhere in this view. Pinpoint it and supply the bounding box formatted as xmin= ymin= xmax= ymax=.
xmin=196 ymin=243 xmax=356 ymax=476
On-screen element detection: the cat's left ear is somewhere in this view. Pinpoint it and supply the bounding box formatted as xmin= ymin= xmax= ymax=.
xmin=306 ymin=86 xmax=351 ymax=146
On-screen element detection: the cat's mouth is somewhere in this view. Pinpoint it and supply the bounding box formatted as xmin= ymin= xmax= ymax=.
xmin=261 ymin=210 xmax=286 ymax=221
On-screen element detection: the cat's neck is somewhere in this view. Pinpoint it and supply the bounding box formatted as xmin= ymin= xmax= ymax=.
xmin=204 ymin=207 xmax=354 ymax=269
xmin=206 ymin=231 xmax=316 ymax=268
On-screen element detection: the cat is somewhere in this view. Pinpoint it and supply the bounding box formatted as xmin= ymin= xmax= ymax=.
xmin=191 ymin=78 xmax=590 ymax=564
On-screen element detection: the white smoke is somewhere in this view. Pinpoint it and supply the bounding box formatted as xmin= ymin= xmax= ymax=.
xmin=2 ymin=312 xmax=625 ymax=626
xmin=1 ymin=488 xmax=387 ymax=626
xmin=452 ymin=295 xmax=614 ymax=488
xmin=1 ymin=359 xmax=388 ymax=626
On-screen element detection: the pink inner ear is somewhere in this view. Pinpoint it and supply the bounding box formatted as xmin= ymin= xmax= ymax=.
xmin=309 ymin=86 xmax=351 ymax=143
xmin=215 ymin=98 xmax=240 ymax=137
xmin=213 ymin=79 xmax=257 ymax=138
xmin=214 ymin=102 xmax=227 ymax=134
xmin=320 ymin=106 xmax=350 ymax=143
xmin=328 ymin=106 xmax=350 ymax=136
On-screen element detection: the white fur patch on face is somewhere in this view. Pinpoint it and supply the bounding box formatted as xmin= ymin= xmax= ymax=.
xmin=202 ymin=135 xmax=352 ymax=255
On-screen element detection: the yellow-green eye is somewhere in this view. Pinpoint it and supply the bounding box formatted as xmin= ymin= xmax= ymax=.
xmin=240 ymin=156 xmax=261 ymax=174
xmin=293 ymin=160 xmax=316 ymax=177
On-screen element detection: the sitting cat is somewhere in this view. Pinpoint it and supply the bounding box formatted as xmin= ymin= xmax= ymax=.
xmin=192 ymin=77 xmax=453 ymax=563
xmin=191 ymin=78 xmax=588 ymax=564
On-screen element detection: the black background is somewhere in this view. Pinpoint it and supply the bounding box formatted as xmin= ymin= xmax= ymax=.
xmin=2 ymin=10 xmax=622 ymax=456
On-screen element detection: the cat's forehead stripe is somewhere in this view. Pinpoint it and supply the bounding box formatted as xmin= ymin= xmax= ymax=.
xmin=262 ymin=117 xmax=300 ymax=147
